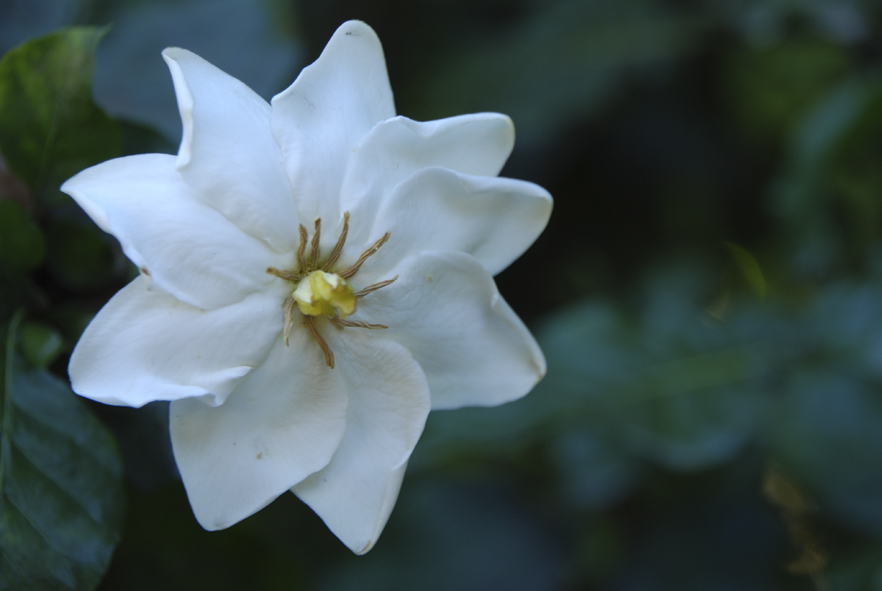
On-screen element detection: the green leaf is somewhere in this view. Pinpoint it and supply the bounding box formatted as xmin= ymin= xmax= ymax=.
xmin=1 ymin=311 xmax=126 ymax=590
xmin=0 ymin=27 xmax=120 ymax=201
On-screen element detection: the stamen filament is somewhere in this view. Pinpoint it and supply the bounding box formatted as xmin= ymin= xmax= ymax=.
xmin=322 ymin=212 xmax=350 ymax=271
xmin=310 ymin=218 xmax=321 ymax=268
xmin=331 ymin=318 xmax=388 ymax=330
xmin=282 ymin=297 xmax=297 ymax=345
xmin=305 ymin=316 xmax=335 ymax=368
xmin=296 ymin=225 xmax=309 ymax=270
xmin=339 ymin=232 xmax=391 ymax=279
xmin=354 ymin=275 xmax=398 ymax=299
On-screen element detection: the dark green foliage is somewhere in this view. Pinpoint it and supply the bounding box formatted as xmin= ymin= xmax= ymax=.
xmin=1 ymin=313 xmax=125 ymax=591
xmin=0 ymin=202 xmax=44 ymax=279
xmin=2 ymin=0 xmax=882 ymax=589
xmin=0 ymin=26 xmax=128 ymax=591
xmin=0 ymin=27 xmax=120 ymax=203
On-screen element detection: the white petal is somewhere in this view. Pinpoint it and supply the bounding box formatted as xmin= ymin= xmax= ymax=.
xmin=163 ymin=48 xmax=298 ymax=253
xmin=339 ymin=114 xmax=515 ymax=229
xmin=170 ymin=332 xmax=349 ymax=531
xmin=61 ymin=154 xmax=289 ymax=309
xmin=69 ymin=276 xmax=285 ymax=408
xmin=271 ymin=20 xmax=395 ymax=229
xmin=352 ymin=167 xmax=552 ymax=280
xmin=360 ymin=252 xmax=545 ymax=410
xmin=292 ymin=331 xmax=430 ymax=554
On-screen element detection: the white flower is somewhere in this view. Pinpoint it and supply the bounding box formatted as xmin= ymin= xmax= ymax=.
xmin=62 ymin=20 xmax=551 ymax=554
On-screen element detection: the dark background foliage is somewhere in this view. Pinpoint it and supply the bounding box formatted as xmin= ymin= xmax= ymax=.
xmin=2 ymin=0 xmax=882 ymax=589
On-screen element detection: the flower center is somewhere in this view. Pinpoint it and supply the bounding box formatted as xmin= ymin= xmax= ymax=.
xmin=267 ymin=212 xmax=396 ymax=369
xmin=293 ymin=270 xmax=356 ymax=318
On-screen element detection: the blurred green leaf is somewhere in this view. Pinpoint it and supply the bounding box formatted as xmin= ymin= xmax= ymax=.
xmin=1 ymin=312 xmax=125 ymax=590
xmin=0 ymin=200 xmax=45 ymax=278
xmin=826 ymin=544 xmax=882 ymax=591
xmin=771 ymin=369 xmax=882 ymax=537
xmin=0 ymin=26 xmax=120 ymax=201
xmin=416 ymin=0 xmax=704 ymax=145
xmin=417 ymin=266 xmax=778 ymax=480
xmin=724 ymin=242 xmax=767 ymax=299
xmin=722 ymin=39 xmax=850 ymax=145
xmin=549 ymin=430 xmax=642 ymax=511
xmin=19 ymin=320 xmax=63 ymax=368
xmin=805 ymin=277 xmax=882 ymax=381
xmin=48 ymin=306 xmax=95 ymax=350
xmin=772 ymin=73 xmax=882 ymax=275
xmin=615 ymin=482 xmax=786 ymax=590
xmin=313 ymin=477 xmax=565 ymax=591
xmin=92 ymin=0 xmax=301 ymax=141
xmin=46 ymin=216 xmax=119 ymax=292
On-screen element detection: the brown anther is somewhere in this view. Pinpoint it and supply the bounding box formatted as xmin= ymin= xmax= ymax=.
xmin=339 ymin=232 xmax=391 ymax=279
xmin=354 ymin=275 xmax=398 ymax=299
xmin=322 ymin=212 xmax=350 ymax=271
xmin=304 ymin=316 xmax=335 ymax=368
xmin=267 ymin=266 xmax=301 ymax=282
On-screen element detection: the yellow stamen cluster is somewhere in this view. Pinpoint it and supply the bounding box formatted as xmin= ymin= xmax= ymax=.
xmin=267 ymin=212 xmax=397 ymax=368
xmin=293 ymin=270 xmax=356 ymax=318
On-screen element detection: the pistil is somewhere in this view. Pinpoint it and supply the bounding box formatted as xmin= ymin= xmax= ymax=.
xmin=293 ymin=270 xmax=356 ymax=318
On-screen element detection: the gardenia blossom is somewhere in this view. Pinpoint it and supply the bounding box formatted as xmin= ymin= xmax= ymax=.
xmin=63 ymin=20 xmax=552 ymax=554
